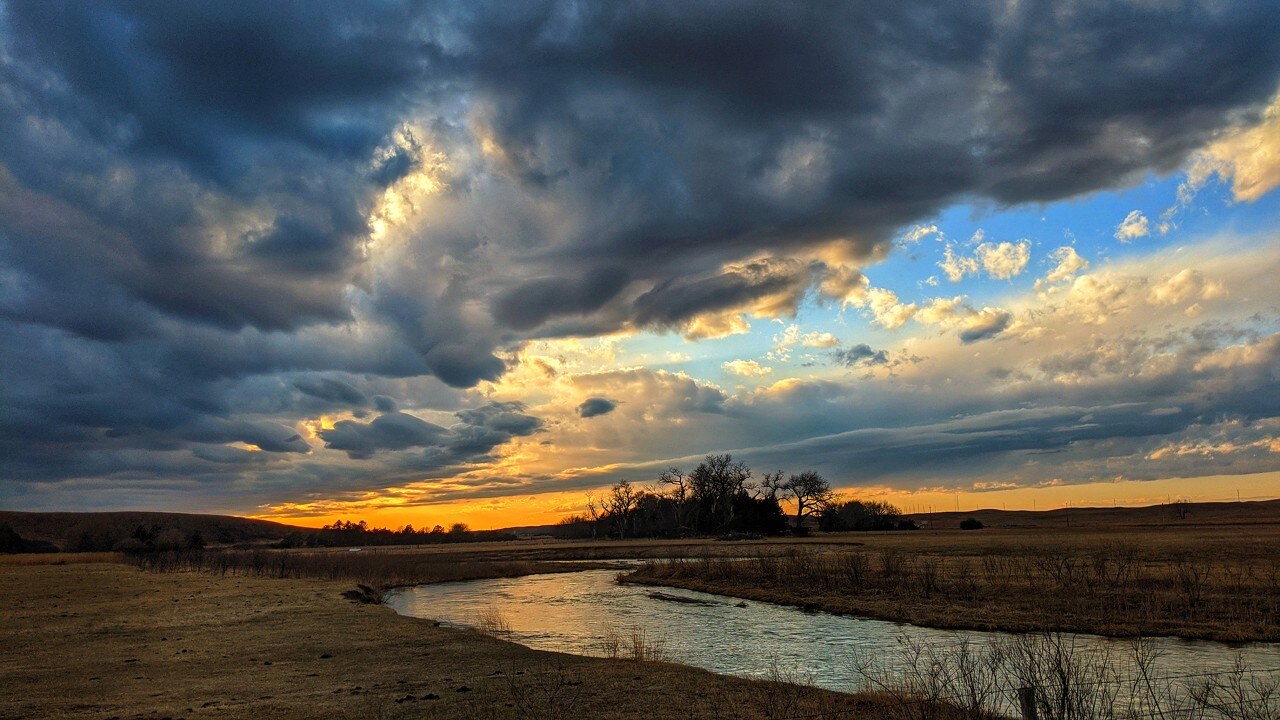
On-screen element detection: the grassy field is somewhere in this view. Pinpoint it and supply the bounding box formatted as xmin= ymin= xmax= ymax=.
xmin=624 ymin=524 xmax=1280 ymax=642
xmin=1 ymin=558 xmax=926 ymax=720
xmin=6 ymin=506 xmax=1280 ymax=718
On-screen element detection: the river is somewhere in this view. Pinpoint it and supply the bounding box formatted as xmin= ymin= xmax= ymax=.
xmin=385 ymin=568 xmax=1280 ymax=713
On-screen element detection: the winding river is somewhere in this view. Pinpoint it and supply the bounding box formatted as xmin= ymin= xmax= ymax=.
xmin=385 ymin=569 xmax=1280 ymax=708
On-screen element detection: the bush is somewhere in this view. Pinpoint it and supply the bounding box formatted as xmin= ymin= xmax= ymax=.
xmin=960 ymin=517 xmax=985 ymax=530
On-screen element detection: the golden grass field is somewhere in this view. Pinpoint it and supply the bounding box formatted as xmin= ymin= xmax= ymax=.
xmin=625 ymin=524 xmax=1280 ymax=642
xmin=5 ymin=509 xmax=1280 ymax=719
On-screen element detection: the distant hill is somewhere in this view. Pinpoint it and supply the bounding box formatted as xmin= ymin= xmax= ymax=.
xmin=0 ymin=511 xmax=312 ymax=552
xmin=908 ymin=498 xmax=1280 ymax=530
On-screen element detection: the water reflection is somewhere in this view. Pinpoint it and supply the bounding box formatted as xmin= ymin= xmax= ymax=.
xmin=384 ymin=569 xmax=1280 ymax=695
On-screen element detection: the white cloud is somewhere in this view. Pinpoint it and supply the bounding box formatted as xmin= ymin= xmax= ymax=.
xmin=863 ymin=287 xmax=918 ymax=329
xmin=900 ymin=223 xmax=939 ymax=244
xmin=976 ymin=240 xmax=1031 ymax=280
xmin=1036 ymin=246 xmax=1090 ymax=289
xmin=801 ymin=331 xmax=840 ymax=348
xmin=1114 ymin=210 xmax=1151 ymax=242
xmin=723 ymin=359 xmax=773 ymax=377
xmin=939 ymin=244 xmax=979 ymax=282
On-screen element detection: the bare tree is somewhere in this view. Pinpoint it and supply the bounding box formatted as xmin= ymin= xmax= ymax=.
xmin=756 ymin=470 xmax=787 ymax=501
xmin=585 ymin=492 xmax=602 ymax=539
xmin=689 ymin=454 xmax=752 ymax=532
xmin=658 ymin=467 xmax=690 ymax=532
xmin=785 ymin=470 xmax=834 ymax=530
xmin=605 ymin=480 xmax=641 ymax=538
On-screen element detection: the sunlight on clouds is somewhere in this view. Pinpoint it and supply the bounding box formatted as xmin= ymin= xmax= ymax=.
xmin=1183 ymin=93 xmax=1280 ymax=204
xmin=1114 ymin=210 xmax=1151 ymax=242
xmin=723 ymin=359 xmax=773 ymax=377
xmin=939 ymin=243 xmax=980 ymax=282
xmin=1148 ymin=268 xmax=1226 ymax=306
xmin=365 ymin=124 xmax=449 ymax=248
xmin=976 ymin=240 xmax=1031 ymax=279
xmin=1037 ymin=246 xmax=1089 ymax=287
xmin=683 ymin=310 xmax=751 ymax=340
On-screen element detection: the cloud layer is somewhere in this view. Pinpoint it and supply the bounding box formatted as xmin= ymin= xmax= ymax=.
xmin=2 ymin=1 xmax=1280 ymax=513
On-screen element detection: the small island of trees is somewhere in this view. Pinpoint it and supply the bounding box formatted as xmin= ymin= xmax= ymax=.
xmin=557 ymin=453 xmax=915 ymax=539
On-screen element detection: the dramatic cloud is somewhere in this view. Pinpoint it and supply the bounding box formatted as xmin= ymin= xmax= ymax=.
xmin=2 ymin=1 xmax=1279 ymax=515
xmin=1182 ymin=94 xmax=1280 ymax=203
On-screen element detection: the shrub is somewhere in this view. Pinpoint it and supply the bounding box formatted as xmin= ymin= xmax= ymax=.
xmin=960 ymin=517 xmax=985 ymax=530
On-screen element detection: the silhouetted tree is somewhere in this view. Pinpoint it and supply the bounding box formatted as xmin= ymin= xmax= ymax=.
xmin=689 ymin=454 xmax=752 ymax=533
xmin=819 ymin=500 xmax=910 ymax=531
xmin=784 ymin=471 xmax=835 ymax=530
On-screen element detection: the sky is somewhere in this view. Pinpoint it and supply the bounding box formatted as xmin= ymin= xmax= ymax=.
xmin=2 ymin=1 xmax=1280 ymax=530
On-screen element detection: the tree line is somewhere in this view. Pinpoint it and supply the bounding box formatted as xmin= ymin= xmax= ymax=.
xmin=277 ymin=519 xmax=518 ymax=548
xmin=556 ymin=454 xmax=915 ymax=539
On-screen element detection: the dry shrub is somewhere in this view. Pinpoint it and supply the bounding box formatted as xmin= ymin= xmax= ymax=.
xmin=473 ymin=606 xmax=512 ymax=638
xmin=504 ymin=660 xmax=582 ymax=720
xmin=601 ymin=625 xmax=669 ymax=662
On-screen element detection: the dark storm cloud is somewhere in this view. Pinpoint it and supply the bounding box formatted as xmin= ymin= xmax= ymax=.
xmin=492 ymin=267 xmax=632 ymax=331
xmin=632 ymin=259 xmax=814 ymax=327
xmin=577 ymin=397 xmax=618 ymax=418
xmin=3 ymin=0 xmax=1280 ymax=510
xmin=832 ymin=344 xmax=890 ymax=368
xmin=294 ymin=377 xmax=368 ymax=407
xmin=321 ymin=412 xmax=450 ymax=460
xmin=454 ymin=401 xmax=544 ymax=437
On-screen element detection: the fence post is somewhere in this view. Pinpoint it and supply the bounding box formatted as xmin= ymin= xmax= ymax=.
xmin=1018 ymin=686 xmax=1039 ymax=720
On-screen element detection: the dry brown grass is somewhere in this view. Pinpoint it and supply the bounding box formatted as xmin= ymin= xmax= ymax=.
xmin=0 ymin=551 xmax=120 ymax=565
xmin=624 ymin=525 xmax=1280 ymax=642
xmin=123 ymin=546 xmax=622 ymax=590
xmin=0 ymin=562 xmax=904 ymax=720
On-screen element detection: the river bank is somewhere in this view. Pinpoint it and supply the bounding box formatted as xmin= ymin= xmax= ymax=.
xmin=1 ymin=561 xmax=896 ymax=720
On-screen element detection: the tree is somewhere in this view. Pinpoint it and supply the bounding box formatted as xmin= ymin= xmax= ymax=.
xmin=819 ymin=499 xmax=908 ymax=531
xmin=784 ymin=470 xmax=835 ymax=530
xmin=658 ymin=467 xmax=691 ymax=532
xmin=689 ymin=454 xmax=752 ymax=533
xmin=605 ymin=480 xmax=641 ymax=538
xmin=448 ymin=522 xmax=470 ymax=537
xmin=755 ymin=470 xmax=787 ymax=501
